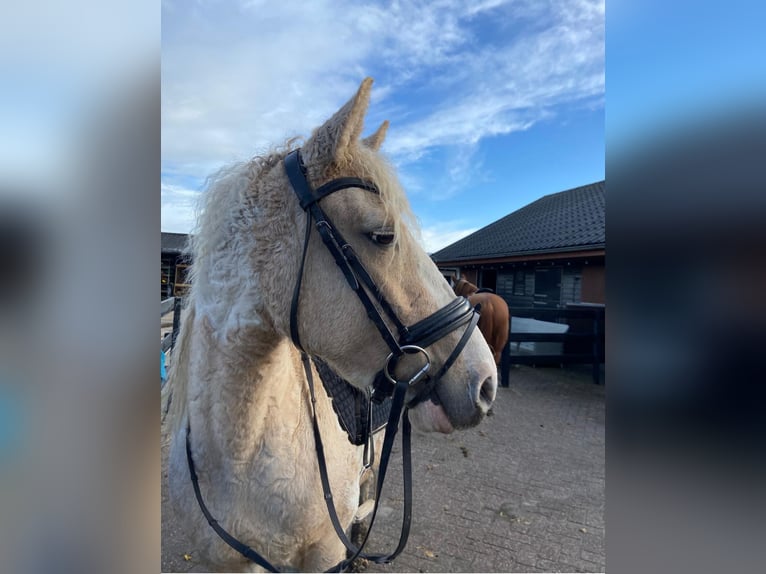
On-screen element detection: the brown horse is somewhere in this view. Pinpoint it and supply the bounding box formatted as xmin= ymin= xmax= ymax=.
xmin=453 ymin=279 xmax=509 ymax=364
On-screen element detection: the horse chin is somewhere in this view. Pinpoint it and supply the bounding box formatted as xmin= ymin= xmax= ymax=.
xmin=408 ymin=396 xmax=455 ymax=434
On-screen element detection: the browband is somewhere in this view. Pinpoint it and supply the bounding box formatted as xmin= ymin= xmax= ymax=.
xmin=284 ymin=151 xmax=379 ymax=210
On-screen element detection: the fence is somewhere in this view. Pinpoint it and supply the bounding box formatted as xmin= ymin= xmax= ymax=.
xmin=161 ymin=297 xmax=183 ymax=353
xmin=499 ymin=305 xmax=605 ymax=386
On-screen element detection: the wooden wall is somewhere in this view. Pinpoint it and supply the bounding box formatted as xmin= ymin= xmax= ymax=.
xmin=451 ymin=257 xmax=604 ymax=308
xmin=581 ymin=265 xmax=605 ymax=304
xmin=462 ymin=269 xmax=478 ymax=285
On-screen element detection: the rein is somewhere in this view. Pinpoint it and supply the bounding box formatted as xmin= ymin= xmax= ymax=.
xmin=185 ymin=148 xmax=481 ymax=572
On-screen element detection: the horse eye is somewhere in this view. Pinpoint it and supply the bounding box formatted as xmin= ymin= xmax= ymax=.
xmin=368 ymin=231 xmax=395 ymax=246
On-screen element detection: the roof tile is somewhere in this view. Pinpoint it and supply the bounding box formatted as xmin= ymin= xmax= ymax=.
xmin=161 ymin=232 xmax=189 ymax=254
xmin=432 ymin=180 xmax=604 ymax=262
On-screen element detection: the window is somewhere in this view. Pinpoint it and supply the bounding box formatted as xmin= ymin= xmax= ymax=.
xmin=513 ymin=270 xmax=526 ymax=295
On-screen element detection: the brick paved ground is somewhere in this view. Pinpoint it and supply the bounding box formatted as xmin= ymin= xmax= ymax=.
xmin=162 ymin=365 xmax=605 ymax=573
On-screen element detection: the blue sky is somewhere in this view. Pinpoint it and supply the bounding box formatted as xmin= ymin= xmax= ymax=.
xmin=607 ymin=0 xmax=766 ymax=153
xmin=161 ymin=0 xmax=605 ymax=252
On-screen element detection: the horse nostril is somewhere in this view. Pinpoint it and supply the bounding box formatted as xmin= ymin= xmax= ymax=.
xmin=476 ymin=376 xmax=496 ymax=410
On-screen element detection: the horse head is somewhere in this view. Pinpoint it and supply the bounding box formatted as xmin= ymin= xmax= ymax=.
xmin=454 ymin=278 xmax=479 ymax=297
xmin=254 ymin=78 xmax=496 ymax=432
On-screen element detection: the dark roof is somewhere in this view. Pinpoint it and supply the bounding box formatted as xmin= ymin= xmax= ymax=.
xmin=161 ymin=232 xmax=189 ymax=255
xmin=432 ymin=180 xmax=605 ymax=263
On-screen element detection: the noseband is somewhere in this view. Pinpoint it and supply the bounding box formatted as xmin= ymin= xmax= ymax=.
xmin=285 ymin=148 xmax=479 ymax=405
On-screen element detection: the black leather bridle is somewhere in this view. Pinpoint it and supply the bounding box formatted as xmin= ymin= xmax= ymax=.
xmin=186 ymin=148 xmax=482 ymax=572
xmin=284 ymin=148 xmax=479 ymax=403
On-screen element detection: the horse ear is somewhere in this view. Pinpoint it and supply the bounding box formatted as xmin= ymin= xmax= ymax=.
xmin=304 ymin=77 xmax=373 ymax=167
xmin=362 ymin=120 xmax=389 ymax=151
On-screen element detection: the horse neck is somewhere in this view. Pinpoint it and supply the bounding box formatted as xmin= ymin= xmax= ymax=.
xmin=183 ymin=309 xmax=308 ymax=463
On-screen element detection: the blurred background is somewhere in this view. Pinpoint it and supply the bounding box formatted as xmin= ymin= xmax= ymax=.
xmin=0 ymin=2 xmax=158 ymax=574
xmin=608 ymin=1 xmax=766 ymax=573
xmin=0 ymin=1 xmax=764 ymax=573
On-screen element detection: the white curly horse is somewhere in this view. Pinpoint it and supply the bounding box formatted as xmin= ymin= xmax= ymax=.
xmin=164 ymin=78 xmax=497 ymax=572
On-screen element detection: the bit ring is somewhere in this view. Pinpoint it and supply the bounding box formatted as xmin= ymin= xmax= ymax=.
xmin=383 ymin=345 xmax=431 ymax=386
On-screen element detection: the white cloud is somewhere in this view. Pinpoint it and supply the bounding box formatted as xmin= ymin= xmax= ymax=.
xmin=385 ymin=106 xmax=541 ymax=165
xmin=163 ymin=0 xmax=602 ymax=167
xmin=161 ymin=182 xmax=199 ymax=233
xmin=162 ymin=1 xmax=382 ymax=175
xmin=394 ymin=142 xmax=493 ymax=202
xmin=384 ymin=3 xmax=604 ymax=163
xmin=162 ymin=0 xmax=604 ymax=212
xmin=418 ymin=221 xmax=479 ymax=254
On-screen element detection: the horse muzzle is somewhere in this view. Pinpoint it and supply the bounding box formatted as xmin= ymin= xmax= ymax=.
xmin=368 ymin=297 xmax=496 ymax=432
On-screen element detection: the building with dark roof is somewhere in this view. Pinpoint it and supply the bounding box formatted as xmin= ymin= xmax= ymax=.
xmin=161 ymin=232 xmax=191 ymax=298
xmin=433 ymin=181 xmax=605 ymax=308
